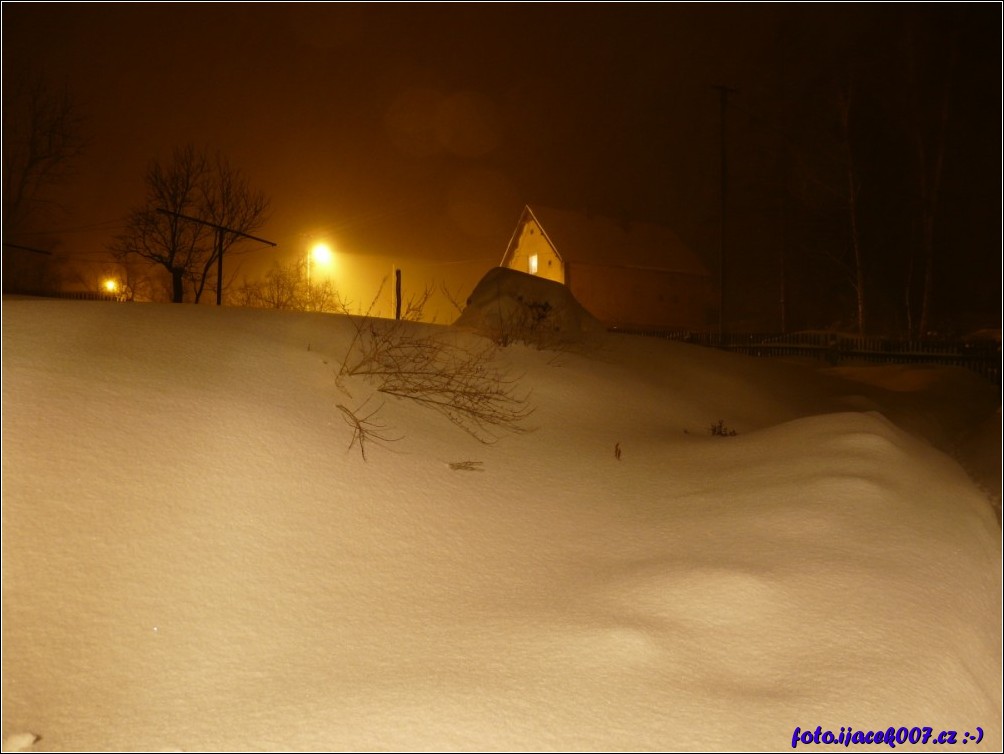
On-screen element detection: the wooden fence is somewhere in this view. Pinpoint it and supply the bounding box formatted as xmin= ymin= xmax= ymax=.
xmin=6 ymin=290 xmax=122 ymax=302
xmin=613 ymin=329 xmax=1002 ymax=384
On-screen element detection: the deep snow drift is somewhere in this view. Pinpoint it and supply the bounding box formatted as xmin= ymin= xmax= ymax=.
xmin=2 ymin=297 xmax=1000 ymax=751
xmin=453 ymin=267 xmax=603 ymax=346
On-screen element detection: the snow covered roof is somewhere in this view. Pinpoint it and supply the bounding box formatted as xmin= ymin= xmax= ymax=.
xmin=453 ymin=266 xmax=604 ymax=342
xmin=511 ymin=204 xmax=710 ymax=276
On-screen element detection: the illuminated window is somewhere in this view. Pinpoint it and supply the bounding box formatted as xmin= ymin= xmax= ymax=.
xmin=528 ymin=254 xmax=538 ymax=275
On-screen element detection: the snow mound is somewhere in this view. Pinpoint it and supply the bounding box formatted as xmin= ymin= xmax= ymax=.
xmin=2 ymin=298 xmax=1000 ymax=751
xmin=453 ymin=266 xmax=603 ymax=345
xmin=1 ymin=733 xmax=40 ymax=752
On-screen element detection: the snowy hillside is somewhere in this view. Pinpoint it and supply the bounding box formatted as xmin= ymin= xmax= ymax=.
xmin=2 ymin=297 xmax=1000 ymax=751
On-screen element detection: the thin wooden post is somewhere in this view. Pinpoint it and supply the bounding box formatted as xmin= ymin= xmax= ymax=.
xmin=395 ymin=268 xmax=402 ymax=320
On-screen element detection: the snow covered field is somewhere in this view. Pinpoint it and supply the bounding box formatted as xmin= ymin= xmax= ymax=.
xmin=2 ymin=296 xmax=1000 ymax=751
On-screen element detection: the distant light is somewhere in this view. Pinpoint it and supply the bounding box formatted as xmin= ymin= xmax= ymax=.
xmin=102 ymin=279 xmax=119 ymax=293
xmin=311 ymin=243 xmax=333 ymax=267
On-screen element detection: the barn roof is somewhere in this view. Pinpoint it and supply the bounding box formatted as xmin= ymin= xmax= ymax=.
xmin=506 ymin=205 xmax=709 ymax=276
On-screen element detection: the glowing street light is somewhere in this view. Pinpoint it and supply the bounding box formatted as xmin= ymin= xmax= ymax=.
xmin=307 ymin=242 xmax=334 ymax=287
xmin=102 ymin=279 xmax=119 ymax=294
xmin=311 ymin=242 xmax=333 ymax=267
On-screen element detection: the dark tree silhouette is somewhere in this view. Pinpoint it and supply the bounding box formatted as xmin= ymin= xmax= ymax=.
xmin=112 ymin=145 xmax=270 ymax=303
xmin=2 ymin=71 xmax=85 ymax=236
xmin=900 ymin=21 xmax=958 ymax=338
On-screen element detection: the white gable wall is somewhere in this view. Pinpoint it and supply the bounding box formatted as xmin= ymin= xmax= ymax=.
xmin=499 ymin=206 xmax=715 ymax=330
xmin=503 ymin=217 xmax=564 ymax=284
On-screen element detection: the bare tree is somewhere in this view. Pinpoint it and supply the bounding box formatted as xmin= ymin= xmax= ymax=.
xmin=111 ymin=145 xmax=270 ymax=303
xmin=786 ymin=54 xmax=870 ymax=335
xmin=901 ymin=24 xmax=957 ymax=338
xmin=113 ymin=146 xmax=209 ymax=303
xmin=259 ymin=260 xmax=304 ymax=310
xmin=229 ymin=258 xmax=346 ymax=312
xmin=2 ymin=71 xmax=86 ymax=237
xmin=195 ymin=151 xmax=270 ymax=303
xmin=835 ymin=76 xmax=866 ymax=336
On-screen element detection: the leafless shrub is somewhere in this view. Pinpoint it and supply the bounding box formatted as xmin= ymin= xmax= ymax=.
xmin=402 ymin=284 xmax=434 ymax=322
xmin=490 ymin=297 xmax=546 ymax=347
xmin=710 ymin=419 xmax=738 ymax=437
xmin=486 ymin=293 xmax=590 ymax=354
xmin=440 ymin=281 xmax=468 ymax=318
xmin=336 ymin=401 xmax=401 ymax=461
xmin=229 ymin=258 xmax=348 ymax=313
xmin=448 ymin=460 xmax=484 ymax=471
xmin=338 ymin=316 xmax=532 ymax=444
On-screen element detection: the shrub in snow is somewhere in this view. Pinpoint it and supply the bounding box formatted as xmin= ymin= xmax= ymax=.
xmin=448 ymin=460 xmax=484 ymax=471
xmin=710 ymin=419 xmax=738 ymax=437
xmin=336 ymin=400 xmax=401 ymax=461
xmin=338 ymin=315 xmax=532 ymax=447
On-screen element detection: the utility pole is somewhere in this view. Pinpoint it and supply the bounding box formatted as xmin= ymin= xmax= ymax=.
xmin=156 ymin=208 xmax=276 ymax=305
xmin=779 ymin=189 xmax=788 ymax=334
xmin=394 ymin=268 xmax=402 ymax=321
xmin=712 ymin=84 xmax=736 ymax=339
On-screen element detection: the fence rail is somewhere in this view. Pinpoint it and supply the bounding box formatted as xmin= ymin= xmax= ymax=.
xmin=612 ymin=329 xmax=1002 ymax=384
xmin=4 ymin=290 xmax=121 ymax=302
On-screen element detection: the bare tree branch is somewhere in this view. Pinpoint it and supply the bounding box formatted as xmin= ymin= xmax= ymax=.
xmin=339 ymin=318 xmax=533 ymax=444
xmin=110 ymin=144 xmax=270 ymax=303
xmin=336 ymin=401 xmax=401 ymax=461
xmin=228 ymin=258 xmax=348 ymax=312
xmin=2 ymin=71 xmax=86 ymax=236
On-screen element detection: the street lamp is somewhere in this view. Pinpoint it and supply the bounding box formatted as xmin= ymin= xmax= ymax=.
xmin=307 ymin=242 xmax=333 ymax=288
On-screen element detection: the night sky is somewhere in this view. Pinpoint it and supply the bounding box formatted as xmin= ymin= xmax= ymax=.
xmin=3 ymin=3 xmax=1000 ymax=331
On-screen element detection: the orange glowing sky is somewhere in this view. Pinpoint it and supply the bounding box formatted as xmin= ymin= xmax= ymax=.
xmin=3 ymin=4 xmax=999 ymax=325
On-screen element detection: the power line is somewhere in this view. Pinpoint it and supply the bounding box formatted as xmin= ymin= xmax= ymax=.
xmin=11 ymin=217 xmax=130 ymax=236
xmin=156 ymin=208 xmax=276 ymax=306
xmin=3 ymin=242 xmax=53 ymax=256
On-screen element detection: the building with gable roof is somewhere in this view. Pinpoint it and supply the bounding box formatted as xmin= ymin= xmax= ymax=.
xmin=499 ymin=205 xmax=714 ymax=331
